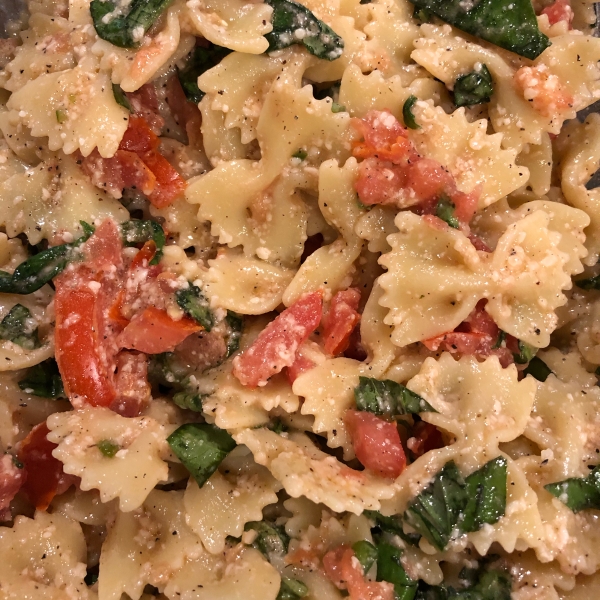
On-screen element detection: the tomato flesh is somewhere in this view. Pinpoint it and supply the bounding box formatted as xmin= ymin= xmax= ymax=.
xmin=323 ymin=288 xmax=361 ymax=356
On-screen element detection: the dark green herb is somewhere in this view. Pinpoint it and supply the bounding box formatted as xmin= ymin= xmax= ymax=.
xmin=12 ymin=456 xmax=23 ymax=469
xmin=172 ymin=390 xmax=205 ymax=412
xmin=245 ymin=520 xmax=290 ymax=561
xmin=413 ymin=6 xmax=433 ymax=23
xmin=364 ymin=510 xmax=421 ymax=546
xmin=453 ymin=64 xmax=493 ymax=107
xmin=545 ymin=465 xmax=600 ymax=513
xmin=406 ymin=0 xmax=550 ymax=59
xmin=492 ymin=330 xmax=505 ymax=350
xmin=0 ymin=222 xmax=94 ymax=295
xmin=354 ymin=376 xmax=435 ymax=418
xmin=225 ymin=311 xmax=243 ymax=356
xmin=18 ymin=359 xmax=65 ymax=398
xmin=292 ymin=149 xmax=308 ymax=160
xmin=415 ymin=565 xmax=512 ymax=599
xmin=167 ymin=423 xmax=236 ymax=487
xmin=90 ymin=0 xmax=175 ymax=49
xmin=435 ymin=197 xmax=460 ymax=229
xmin=175 ymin=285 xmax=214 ymax=331
xmin=120 ymin=220 xmax=166 ymax=265
xmin=0 ymin=304 xmax=39 ymax=349
xmin=265 ymin=0 xmax=344 ymax=60
xmin=267 ymin=418 xmax=288 ymax=434
xmin=97 ymin=439 xmax=120 ymax=458
xmin=112 ymin=84 xmax=132 ymax=112
xmin=575 ymin=274 xmax=600 ymax=290
xmin=56 ymin=109 xmax=68 ymax=124
xmin=513 ymin=341 xmax=537 ymax=365
xmin=522 ymin=356 xmax=552 ymax=382
xmin=403 ymin=95 xmax=420 ymax=130
xmin=331 ymin=102 xmax=346 ymax=113
xmin=376 ymin=542 xmax=418 ymax=600
xmin=352 ymin=540 xmax=378 ymax=574
xmin=84 ymin=569 xmax=99 ymax=586
xmin=277 ymin=577 xmax=309 ymax=600
xmin=177 ymin=45 xmax=232 ymax=104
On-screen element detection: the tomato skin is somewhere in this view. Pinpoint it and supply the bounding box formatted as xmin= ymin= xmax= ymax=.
xmin=233 ymin=292 xmax=323 ymax=388
xmin=541 ymin=0 xmax=573 ymax=26
xmin=0 ymin=454 xmax=25 ymax=519
xmin=286 ymin=353 xmax=316 ymax=384
xmin=143 ymin=151 xmax=187 ymax=208
xmin=323 ymin=289 xmax=361 ymax=356
xmin=407 ymin=422 xmax=444 ymax=458
xmin=345 ymin=410 xmax=406 ymax=479
xmin=118 ymin=307 xmax=203 ymax=354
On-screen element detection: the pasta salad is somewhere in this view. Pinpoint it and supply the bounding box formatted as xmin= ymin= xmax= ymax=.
xmin=1 ymin=0 xmax=600 ymax=598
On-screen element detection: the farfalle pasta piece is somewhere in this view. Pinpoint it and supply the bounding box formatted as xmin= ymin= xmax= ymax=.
xmin=234 ymin=428 xmax=397 ymax=514
xmin=47 ymin=407 xmax=170 ymax=511
xmin=184 ymin=448 xmax=280 ymax=554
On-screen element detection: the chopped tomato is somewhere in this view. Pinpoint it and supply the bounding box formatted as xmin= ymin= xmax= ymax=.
xmin=323 ymin=288 xmax=361 ymax=356
xmin=286 ymin=352 xmax=316 ymax=384
xmin=345 ymin=410 xmax=406 ymax=479
xmin=0 ymin=454 xmax=25 ymax=520
xmin=118 ymin=307 xmax=203 ymax=354
xmin=405 ymin=158 xmax=454 ymax=203
xmin=354 ymin=157 xmax=408 ymax=206
xmin=165 ymin=74 xmax=202 ymax=146
xmin=120 ymin=115 xmax=159 ymax=154
xmin=18 ymin=423 xmax=71 ymax=511
xmin=126 ymin=83 xmax=165 ymax=135
xmin=323 ymin=546 xmax=394 ymax=600
xmin=514 ymin=66 xmax=573 ymax=118
xmin=233 ymin=292 xmax=323 ymax=388
xmin=112 ymin=351 xmax=152 ymax=417
xmin=541 ymin=0 xmax=573 ymax=26
xmin=407 ymin=422 xmax=444 ymax=458
xmin=143 ymin=150 xmax=188 ymax=208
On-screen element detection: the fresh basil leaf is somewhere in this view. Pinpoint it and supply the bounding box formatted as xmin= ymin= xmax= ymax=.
xmin=90 ymin=0 xmax=175 ymax=49
xmin=575 ymin=274 xmax=600 ymax=290
xmin=364 ymin=510 xmax=421 ymax=546
xmin=461 ymin=456 xmax=507 ymax=532
xmin=376 ymin=542 xmax=418 ymax=600
xmin=175 ymin=285 xmax=214 ymax=331
xmin=415 ymin=565 xmax=512 ymax=599
xmin=492 ymin=330 xmax=505 ymax=350
xmin=292 ymin=149 xmax=308 ymax=160
xmin=513 ymin=340 xmax=537 ymax=365
xmin=435 ymin=197 xmax=460 ymax=229
xmin=352 ymin=540 xmax=378 ymax=574
xmin=277 ymin=577 xmax=308 ymax=600
xmin=522 ymin=356 xmax=552 ymax=382
xmin=112 ymin=84 xmax=132 ymax=112
xmin=407 ymin=0 xmax=550 ymax=59
xmin=225 ymin=311 xmax=243 ymax=357
xmin=413 ymin=6 xmax=433 ymax=23
xmin=18 ymin=359 xmax=65 ymax=398
xmin=167 ymin=423 xmax=236 ymax=487
xmin=120 ymin=219 xmax=165 ymax=265
xmin=354 ymin=376 xmax=435 ymax=418
xmin=172 ymin=390 xmax=205 ymax=412
xmin=267 ymin=418 xmax=288 ymax=434
xmin=0 ymin=222 xmax=94 ymax=295
xmin=265 ymin=0 xmax=344 ymax=60
xmin=177 ymin=44 xmax=232 ymax=104
xmin=97 ymin=439 xmax=120 ymax=458
xmin=545 ymin=465 xmax=600 ymax=513
xmin=403 ymin=95 xmax=420 ymax=130
xmin=331 ymin=102 xmax=345 ymax=113
xmin=453 ymin=64 xmax=493 ymax=107
xmin=0 ymin=304 xmax=39 ymax=350
xmin=244 ymin=520 xmax=290 ymax=561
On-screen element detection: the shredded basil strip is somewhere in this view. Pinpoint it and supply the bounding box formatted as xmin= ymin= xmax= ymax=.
xmin=492 ymin=330 xmax=505 ymax=350
xmin=575 ymin=274 xmax=600 ymax=290
xmin=522 ymin=356 xmax=553 ymax=382
xmin=277 ymin=578 xmax=309 ymax=600
xmin=416 ymin=565 xmax=512 ymax=599
xmin=265 ymin=0 xmax=344 ymax=60
xmin=112 ymin=84 xmax=132 ymax=112
xmin=18 ymin=358 xmax=65 ymax=398
xmin=364 ymin=509 xmax=421 ymax=546
xmin=407 ymin=0 xmax=550 ymax=60
xmin=121 ymin=219 xmax=166 ymax=265
xmin=403 ymin=95 xmax=420 ymax=130
xmin=354 ymin=376 xmax=435 ymax=418
xmin=90 ymin=0 xmax=175 ymax=49
xmin=435 ymin=197 xmax=460 ymax=229
xmin=413 ymin=6 xmax=433 ymax=23
xmin=245 ymin=520 xmax=290 ymax=561
xmin=292 ymin=149 xmax=308 ymax=160
xmin=453 ymin=64 xmax=493 ymax=107
xmin=404 ymin=458 xmax=507 ymax=551
xmin=376 ymin=542 xmax=418 ymax=599
xmin=0 ymin=222 xmax=94 ymax=295
xmin=545 ymin=465 xmax=600 ymax=513
xmin=225 ymin=311 xmax=243 ymax=357
xmin=513 ymin=340 xmax=537 ymax=365
xmin=175 ymin=285 xmax=214 ymax=331
xmin=172 ymin=390 xmax=205 ymax=412
xmin=167 ymin=423 xmax=236 ymax=488
xmin=97 ymin=439 xmax=120 ymax=458
xmin=177 ymin=45 xmax=232 ymax=104
xmin=352 ymin=540 xmax=378 ymax=574
xmin=0 ymin=304 xmax=40 ymax=350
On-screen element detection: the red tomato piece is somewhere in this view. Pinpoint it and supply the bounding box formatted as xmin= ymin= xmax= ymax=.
xmin=112 ymin=351 xmax=151 ymax=417
xmin=286 ymin=352 xmax=316 ymax=384
xmin=165 ymin=74 xmax=202 ymax=145
xmin=541 ymin=0 xmax=573 ymax=26
xmin=355 ymin=158 xmax=408 ymax=206
xmin=323 ymin=288 xmax=361 ymax=356
xmin=345 ymin=410 xmax=406 ymax=479
xmin=0 ymin=453 xmax=25 ymax=520
xmin=143 ymin=150 xmax=187 ymax=208
xmin=352 ymin=110 xmax=409 ymax=153
xmin=405 ymin=158 xmax=454 ymax=203
xmin=233 ymin=292 xmax=323 ymax=388
xmin=120 ymin=115 xmax=160 ymax=154
xmin=118 ymin=307 xmax=203 ymax=354
xmin=126 ymin=83 xmax=165 ymax=135
xmin=407 ymin=422 xmax=444 ymax=458
xmin=323 ymin=546 xmax=394 ymax=600
xmin=18 ymin=423 xmax=69 ymax=510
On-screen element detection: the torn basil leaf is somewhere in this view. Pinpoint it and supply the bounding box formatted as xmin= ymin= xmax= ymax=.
xmin=18 ymin=359 xmax=65 ymax=398
xmin=292 ymin=149 xmax=308 ymax=160
xmin=407 ymin=0 xmax=551 ymax=60
xmin=97 ymin=439 xmax=120 ymax=458
xmin=575 ymin=274 xmax=600 ymax=290
xmin=277 ymin=578 xmax=308 ymax=600
xmin=0 ymin=222 xmax=94 ymax=295
xmin=352 ymin=540 xmax=378 ymax=574
xmin=403 ymin=95 xmax=420 ymax=130
xmin=245 ymin=520 xmax=290 ymax=562
xmin=376 ymin=542 xmax=418 ymax=599
xmin=120 ymin=219 xmax=166 ymax=265
xmin=513 ymin=340 xmax=537 ymax=365
xmin=90 ymin=0 xmax=175 ymax=49
xmin=522 ymin=356 xmax=552 ymax=382
xmin=0 ymin=304 xmax=39 ymax=350
xmin=175 ymin=285 xmax=214 ymax=331
xmin=354 ymin=376 xmax=435 ymax=418
xmin=167 ymin=423 xmax=236 ymax=487
xmin=453 ymin=64 xmax=493 ymax=107
xmin=545 ymin=465 xmax=600 ymax=513
xmin=265 ymin=0 xmax=344 ymax=60
xmin=178 ymin=44 xmax=232 ymax=104
xmin=413 ymin=6 xmax=433 ymax=23
xmin=225 ymin=311 xmax=243 ymax=357
xmin=416 ymin=565 xmax=512 ymax=599
xmin=112 ymin=84 xmax=132 ymax=112
xmin=172 ymin=390 xmax=205 ymax=412
xmin=364 ymin=510 xmax=421 ymax=546
xmin=435 ymin=197 xmax=460 ymax=229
